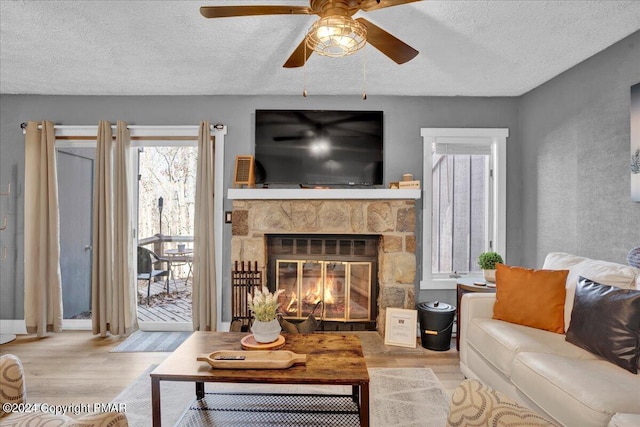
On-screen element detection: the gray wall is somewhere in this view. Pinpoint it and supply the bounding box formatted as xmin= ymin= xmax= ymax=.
xmin=3 ymin=24 xmax=639 ymax=322
xmin=520 ymin=30 xmax=640 ymax=267
xmin=0 ymin=95 xmax=521 ymax=320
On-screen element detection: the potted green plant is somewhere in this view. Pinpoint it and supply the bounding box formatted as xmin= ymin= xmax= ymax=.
xmin=248 ymin=286 xmax=284 ymax=343
xmin=478 ymin=251 xmax=504 ymax=283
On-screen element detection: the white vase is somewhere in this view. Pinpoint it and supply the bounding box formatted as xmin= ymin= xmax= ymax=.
xmin=251 ymin=319 xmax=281 ymax=343
xmin=483 ymin=269 xmax=496 ymax=283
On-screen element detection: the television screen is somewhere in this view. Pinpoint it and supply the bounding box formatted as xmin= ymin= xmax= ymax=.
xmin=255 ymin=110 xmax=383 ymax=187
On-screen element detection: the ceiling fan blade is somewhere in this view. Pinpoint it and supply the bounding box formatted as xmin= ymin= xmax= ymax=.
xmin=274 ymin=136 xmax=305 ymax=142
xmin=359 ymin=0 xmax=422 ymax=12
xmin=356 ymin=18 xmax=418 ymax=64
xmin=200 ymin=5 xmax=312 ymax=19
xmin=283 ymin=38 xmax=314 ymax=68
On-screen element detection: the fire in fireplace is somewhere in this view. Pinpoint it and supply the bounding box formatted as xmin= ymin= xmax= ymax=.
xmin=267 ymin=235 xmax=378 ymax=330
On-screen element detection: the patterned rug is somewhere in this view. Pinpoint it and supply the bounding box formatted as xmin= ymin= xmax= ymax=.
xmin=110 ymin=331 xmax=193 ymax=352
xmin=110 ymin=366 xmax=449 ymax=427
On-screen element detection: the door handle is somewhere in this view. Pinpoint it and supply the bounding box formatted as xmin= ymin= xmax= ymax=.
xmin=84 ymin=245 xmax=92 ymax=251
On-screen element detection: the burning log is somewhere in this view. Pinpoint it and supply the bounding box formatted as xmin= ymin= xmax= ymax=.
xmin=285 ymin=292 xmax=297 ymax=314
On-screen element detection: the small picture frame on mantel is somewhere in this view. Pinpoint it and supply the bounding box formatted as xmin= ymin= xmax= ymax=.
xmin=384 ymin=308 xmax=418 ymax=348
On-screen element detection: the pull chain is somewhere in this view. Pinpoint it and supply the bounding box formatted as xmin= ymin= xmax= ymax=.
xmin=303 ymin=40 xmax=308 ymax=97
xmin=362 ymin=46 xmax=367 ymax=100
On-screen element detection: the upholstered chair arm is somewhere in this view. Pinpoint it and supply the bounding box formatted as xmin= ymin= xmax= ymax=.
xmin=63 ymin=412 xmax=128 ymax=427
xmin=0 ymin=354 xmax=27 ymax=418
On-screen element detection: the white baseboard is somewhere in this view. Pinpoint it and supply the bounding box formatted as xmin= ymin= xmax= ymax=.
xmin=0 ymin=319 xmax=27 ymax=334
xmin=63 ymin=319 xmax=92 ymax=330
xmin=0 ymin=319 xmax=233 ymax=334
xmin=0 ymin=319 xmax=93 ymax=333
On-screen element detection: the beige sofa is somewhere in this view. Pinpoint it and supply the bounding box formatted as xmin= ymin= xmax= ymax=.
xmin=459 ymin=252 xmax=640 ymax=427
xmin=0 ymin=354 xmax=128 ymax=427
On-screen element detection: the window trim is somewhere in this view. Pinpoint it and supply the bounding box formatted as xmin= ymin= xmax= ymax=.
xmin=420 ymin=128 xmax=508 ymax=290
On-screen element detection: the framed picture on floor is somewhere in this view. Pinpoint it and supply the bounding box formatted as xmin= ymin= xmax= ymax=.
xmin=384 ymin=308 xmax=418 ymax=348
xmin=631 ymin=82 xmax=640 ymax=202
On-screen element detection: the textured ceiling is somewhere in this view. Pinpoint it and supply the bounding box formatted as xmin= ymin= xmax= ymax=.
xmin=1 ymin=0 xmax=639 ymax=97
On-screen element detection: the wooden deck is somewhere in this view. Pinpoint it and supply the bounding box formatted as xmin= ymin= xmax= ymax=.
xmin=137 ymin=277 xmax=192 ymax=323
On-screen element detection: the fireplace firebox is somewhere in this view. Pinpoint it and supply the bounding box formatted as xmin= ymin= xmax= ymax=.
xmin=267 ymin=235 xmax=378 ymax=330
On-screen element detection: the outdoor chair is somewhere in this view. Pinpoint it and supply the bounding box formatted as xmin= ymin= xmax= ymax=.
xmin=137 ymin=246 xmax=171 ymax=305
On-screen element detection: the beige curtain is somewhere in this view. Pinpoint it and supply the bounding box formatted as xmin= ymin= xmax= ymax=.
xmin=24 ymin=121 xmax=63 ymax=337
xmin=113 ymin=121 xmax=137 ymax=334
xmin=192 ymin=121 xmax=217 ymax=331
xmin=91 ymin=121 xmax=137 ymax=336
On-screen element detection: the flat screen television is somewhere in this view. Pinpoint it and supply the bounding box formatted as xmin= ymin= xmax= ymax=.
xmin=254 ymin=110 xmax=383 ymax=187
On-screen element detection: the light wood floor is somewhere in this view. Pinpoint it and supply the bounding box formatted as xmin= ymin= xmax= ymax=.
xmin=0 ymin=331 xmax=463 ymax=417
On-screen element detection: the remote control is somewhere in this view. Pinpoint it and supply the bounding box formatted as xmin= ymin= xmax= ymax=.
xmin=214 ymin=355 xmax=246 ymax=360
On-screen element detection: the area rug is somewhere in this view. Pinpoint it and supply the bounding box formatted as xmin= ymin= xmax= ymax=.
xmin=110 ymin=331 xmax=193 ymax=352
xmin=110 ymin=366 xmax=449 ymax=427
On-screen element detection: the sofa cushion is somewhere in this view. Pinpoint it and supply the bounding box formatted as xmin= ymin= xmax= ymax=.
xmin=566 ymin=277 xmax=640 ymax=374
xmin=511 ymin=352 xmax=640 ymax=427
xmin=493 ymin=264 xmax=567 ymax=333
xmin=467 ymin=318 xmax=596 ymax=378
xmin=542 ymin=252 xmax=640 ymax=328
xmin=608 ymin=413 xmax=640 ymax=427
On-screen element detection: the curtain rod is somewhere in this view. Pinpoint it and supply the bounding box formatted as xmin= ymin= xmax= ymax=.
xmin=19 ymin=122 xmax=225 ymax=134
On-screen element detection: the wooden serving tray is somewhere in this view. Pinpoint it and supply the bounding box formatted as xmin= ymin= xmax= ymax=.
xmin=240 ymin=334 xmax=286 ymax=350
xmin=197 ymin=350 xmax=307 ymax=370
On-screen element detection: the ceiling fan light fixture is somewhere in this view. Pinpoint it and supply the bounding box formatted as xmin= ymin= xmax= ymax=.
xmin=306 ymin=16 xmax=367 ymax=58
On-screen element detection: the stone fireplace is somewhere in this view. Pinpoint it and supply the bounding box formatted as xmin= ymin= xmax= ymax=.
xmin=230 ymin=196 xmax=417 ymax=335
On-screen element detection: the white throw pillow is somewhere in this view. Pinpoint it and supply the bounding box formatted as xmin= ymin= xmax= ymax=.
xmin=542 ymin=252 xmax=639 ymax=329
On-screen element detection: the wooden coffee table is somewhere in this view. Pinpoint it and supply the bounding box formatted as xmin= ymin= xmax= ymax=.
xmin=150 ymin=332 xmax=370 ymax=427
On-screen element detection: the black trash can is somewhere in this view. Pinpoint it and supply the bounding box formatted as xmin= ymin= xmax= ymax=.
xmin=417 ymin=301 xmax=456 ymax=351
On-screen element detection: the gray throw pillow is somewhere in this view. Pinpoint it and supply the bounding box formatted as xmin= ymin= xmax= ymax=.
xmin=566 ymin=277 xmax=640 ymax=374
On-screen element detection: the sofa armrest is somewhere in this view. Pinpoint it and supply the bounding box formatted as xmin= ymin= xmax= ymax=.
xmin=608 ymin=413 xmax=640 ymax=427
xmin=0 ymin=354 xmax=26 ymax=418
xmin=459 ymin=293 xmax=496 ymax=367
xmin=64 ymin=412 xmax=128 ymax=427
xmin=461 ymin=292 xmax=496 ymax=321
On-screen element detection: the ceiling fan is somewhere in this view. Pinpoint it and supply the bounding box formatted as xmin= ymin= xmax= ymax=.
xmin=200 ymin=0 xmax=420 ymax=68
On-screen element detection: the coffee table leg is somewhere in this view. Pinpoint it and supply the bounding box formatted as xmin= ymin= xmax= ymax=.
xmin=196 ymin=382 xmax=205 ymax=400
xmin=359 ymin=382 xmax=370 ymax=427
xmin=151 ymin=377 xmax=161 ymax=427
xmin=352 ymin=385 xmax=359 ymax=403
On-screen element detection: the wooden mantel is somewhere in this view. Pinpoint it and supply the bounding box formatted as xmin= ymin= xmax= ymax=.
xmin=227 ymin=188 xmax=421 ymax=200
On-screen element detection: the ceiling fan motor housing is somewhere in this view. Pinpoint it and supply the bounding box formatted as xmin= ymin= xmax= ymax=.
xmin=306 ymin=16 xmax=367 ymax=57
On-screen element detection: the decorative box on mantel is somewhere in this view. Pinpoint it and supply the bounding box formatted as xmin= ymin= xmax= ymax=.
xmin=228 ymin=188 xmax=421 ymax=335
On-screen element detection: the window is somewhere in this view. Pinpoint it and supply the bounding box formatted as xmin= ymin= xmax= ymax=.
xmin=137 ymin=145 xmax=197 ymax=242
xmin=421 ymin=128 xmax=508 ymax=289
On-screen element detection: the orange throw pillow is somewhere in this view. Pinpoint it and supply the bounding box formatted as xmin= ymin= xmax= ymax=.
xmin=492 ymin=263 xmax=568 ymax=334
